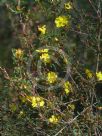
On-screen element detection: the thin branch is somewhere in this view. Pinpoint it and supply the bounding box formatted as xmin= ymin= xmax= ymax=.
xmin=54 ymin=102 xmax=98 ymax=136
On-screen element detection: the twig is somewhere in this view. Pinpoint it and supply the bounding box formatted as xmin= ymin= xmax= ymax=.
xmin=54 ymin=102 xmax=98 ymax=136
xmin=96 ymin=0 xmax=102 ymax=73
xmin=0 ymin=67 xmax=10 ymax=80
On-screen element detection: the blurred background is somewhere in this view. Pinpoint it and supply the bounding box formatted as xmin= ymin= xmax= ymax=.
xmin=0 ymin=5 xmax=20 ymax=69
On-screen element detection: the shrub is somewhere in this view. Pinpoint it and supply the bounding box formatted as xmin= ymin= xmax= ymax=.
xmin=0 ymin=0 xmax=102 ymax=135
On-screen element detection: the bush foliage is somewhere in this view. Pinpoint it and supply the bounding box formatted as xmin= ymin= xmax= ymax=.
xmin=0 ymin=0 xmax=102 ymax=135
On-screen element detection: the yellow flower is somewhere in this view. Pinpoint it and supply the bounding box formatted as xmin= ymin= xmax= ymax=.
xmin=64 ymin=88 xmax=70 ymax=94
xmin=40 ymin=53 xmax=50 ymax=63
xmin=68 ymin=104 xmax=75 ymax=110
xmin=15 ymin=49 xmax=23 ymax=58
xmin=64 ymin=81 xmax=71 ymax=88
xmin=36 ymin=49 xmax=49 ymax=53
xmin=36 ymin=48 xmax=50 ymax=63
xmin=63 ymin=81 xmax=71 ymax=94
xmin=96 ymin=71 xmax=102 ymax=81
xmin=49 ymin=115 xmax=59 ymax=124
xmin=16 ymin=6 xmax=21 ymax=11
xmin=18 ymin=110 xmax=25 ymax=118
xmin=64 ymin=2 xmax=72 ymax=10
xmin=31 ymin=96 xmax=45 ymax=108
xmin=64 ymin=57 xmax=68 ymax=64
xmin=19 ymin=111 xmax=24 ymax=115
xmin=55 ymin=16 xmax=68 ymax=27
xmin=47 ymin=72 xmax=57 ymax=84
xmin=54 ymin=37 xmax=59 ymax=42
xmin=20 ymin=84 xmax=27 ymax=89
xmin=85 ymin=69 xmax=93 ymax=79
xmin=38 ymin=25 xmax=46 ymax=34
